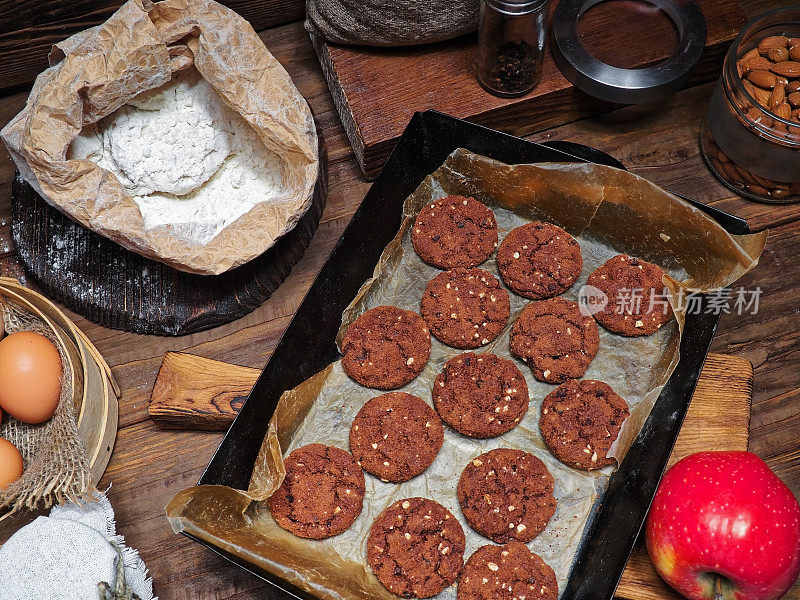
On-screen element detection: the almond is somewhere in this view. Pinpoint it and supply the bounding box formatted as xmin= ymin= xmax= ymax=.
xmin=746 ymin=183 xmax=770 ymax=196
xmin=789 ymin=92 xmax=800 ymax=108
xmin=742 ymin=79 xmax=757 ymax=98
xmin=759 ymin=36 xmax=789 ymax=55
xmin=716 ymin=160 xmax=740 ymax=183
xmin=770 ymin=82 xmax=786 ymax=109
xmin=791 ymin=45 xmax=800 ymax=62
xmin=733 ymin=164 xmax=758 ymax=185
xmin=751 ymin=172 xmax=776 ymax=189
xmin=773 ymin=102 xmax=792 ymax=120
xmin=772 ymin=121 xmax=789 ymax=135
xmin=768 ymin=47 xmax=790 ymax=63
xmin=748 ymin=69 xmax=777 ymax=89
xmin=741 ymin=55 xmax=772 ymax=72
xmin=752 ymin=85 xmax=772 ymax=107
xmin=770 ymin=61 xmax=800 ymax=78
xmin=745 ymin=107 xmax=762 ymax=121
xmin=788 ymin=81 xmax=800 ymax=94
xmin=741 ymin=48 xmax=760 ymax=62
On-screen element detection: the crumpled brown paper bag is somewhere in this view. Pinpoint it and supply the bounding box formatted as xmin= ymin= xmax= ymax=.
xmin=1 ymin=0 xmax=318 ymax=275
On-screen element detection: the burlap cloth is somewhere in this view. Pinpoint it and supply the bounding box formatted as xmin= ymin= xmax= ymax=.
xmin=306 ymin=0 xmax=479 ymax=46
xmin=0 ymin=296 xmax=92 ymax=516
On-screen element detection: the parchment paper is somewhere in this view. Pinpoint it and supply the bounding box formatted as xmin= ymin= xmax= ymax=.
xmin=0 ymin=0 xmax=318 ymax=275
xmin=168 ymin=150 xmax=766 ymax=599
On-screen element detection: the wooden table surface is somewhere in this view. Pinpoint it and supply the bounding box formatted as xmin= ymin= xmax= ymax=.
xmin=1 ymin=1 xmax=799 ymax=598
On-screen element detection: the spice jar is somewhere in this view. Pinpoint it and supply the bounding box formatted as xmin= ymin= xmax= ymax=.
xmin=476 ymin=0 xmax=550 ymax=97
xmin=701 ymin=8 xmax=800 ymax=203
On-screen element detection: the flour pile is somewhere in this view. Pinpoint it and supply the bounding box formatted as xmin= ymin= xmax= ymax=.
xmin=69 ymin=68 xmax=286 ymax=246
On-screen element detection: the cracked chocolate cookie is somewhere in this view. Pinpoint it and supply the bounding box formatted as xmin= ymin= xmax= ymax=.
xmin=268 ymin=443 xmax=365 ymax=539
xmin=497 ymin=222 xmax=582 ymax=300
xmin=510 ymin=298 xmax=599 ymax=384
xmin=341 ymin=306 xmax=431 ymax=389
xmin=350 ymin=392 xmax=444 ymax=482
xmin=586 ymin=254 xmax=673 ymax=336
xmin=368 ymin=497 xmax=466 ymax=598
xmin=457 ymin=542 xmax=558 ymax=600
xmin=457 ymin=448 xmax=556 ymax=543
xmin=540 ymin=379 xmax=630 ymax=470
xmin=421 ymin=268 xmax=510 ymax=349
xmin=412 ymin=196 xmax=498 ymax=269
xmin=433 ymin=353 xmax=528 ymax=439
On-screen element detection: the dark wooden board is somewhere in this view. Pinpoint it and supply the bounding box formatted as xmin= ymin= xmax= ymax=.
xmin=312 ymin=0 xmax=748 ymax=178
xmin=9 ymin=136 xmax=328 ymax=336
xmin=0 ymin=0 xmax=305 ymax=94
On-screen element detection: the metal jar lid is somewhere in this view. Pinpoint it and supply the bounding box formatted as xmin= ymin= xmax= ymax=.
xmin=483 ymin=0 xmax=550 ymax=15
xmin=551 ymin=0 xmax=707 ymax=104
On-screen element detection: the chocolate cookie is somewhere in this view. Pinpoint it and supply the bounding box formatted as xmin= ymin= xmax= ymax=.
xmin=497 ymin=222 xmax=582 ymax=300
xmin=368 ymin=497 xmax=466 ymax=598
xmin=586 ymin=254 xmax=673 ymax=336
xmin=350 ymin=392 xmax=444 ymax=482
xmin=457 ymin=542 xmax=558 ymax=600
xmin=341 ymin=306 xmax=431 ymax=389
xmin=268 ymin=444 xmax=365 ymax=539
xmin=412 ymin=196 xmax=498 ymax=269
xmin=510 ymin=298 xmax=599 ymax=384
xmin=540 ymin=379 xmax=630 ymax=470
xmin=433 ymin=353 xmax=528 ymax=439
xmin=457 ymin=448 xmax=556 ymax=543
xmin=421 ymin=268 xmax=510 ymax=349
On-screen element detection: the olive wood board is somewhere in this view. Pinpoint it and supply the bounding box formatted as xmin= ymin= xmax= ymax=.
xmin=148 ymin=351 xmax=752 ymax=600
xmin=311 ymin=0 xmax=748 ymax=178
xmin=9 ymin=134 xmax=328 ymax=337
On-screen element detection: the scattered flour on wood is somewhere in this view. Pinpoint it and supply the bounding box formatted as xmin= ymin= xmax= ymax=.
xmin=68 ymin=69 xmax=287 ymax=246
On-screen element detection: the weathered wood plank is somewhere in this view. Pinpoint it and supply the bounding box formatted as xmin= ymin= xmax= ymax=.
xmin=0 ymin=0 xmax=305 ymax=93
xmin=313 ymin=0 xmax=747 ymax=177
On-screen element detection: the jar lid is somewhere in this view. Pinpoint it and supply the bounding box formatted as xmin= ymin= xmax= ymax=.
xmin=551 ymin=0 xmax=707 ymax=104
xmin=484 ymin=0 xmax=550 ymax=15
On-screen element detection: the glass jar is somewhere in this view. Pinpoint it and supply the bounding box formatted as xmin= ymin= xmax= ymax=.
xmin=700 ymin=8 xmax=800 ymax=204
xmin=476 ymin=0 xmax=550 ymax=97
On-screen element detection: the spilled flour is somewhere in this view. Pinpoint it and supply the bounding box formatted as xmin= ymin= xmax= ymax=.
xmin=69 ymin=69 xmax=286 ymax=245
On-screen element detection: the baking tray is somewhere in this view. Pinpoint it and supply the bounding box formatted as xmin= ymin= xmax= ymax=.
xmin=191 ymin=111 xmax=750 ymax=600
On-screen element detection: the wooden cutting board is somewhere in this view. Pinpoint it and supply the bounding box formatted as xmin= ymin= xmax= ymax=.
xmin=312 ymin=0 xmax=748 ymax=178
xmin=148 ymin=352 xmax=752 ymax=599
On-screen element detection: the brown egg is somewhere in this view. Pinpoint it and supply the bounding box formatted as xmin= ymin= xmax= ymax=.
xmin=0 ymin=437 xmax=23 ymax=489
xmin=0 ymin=331 xmax=62 ymax=424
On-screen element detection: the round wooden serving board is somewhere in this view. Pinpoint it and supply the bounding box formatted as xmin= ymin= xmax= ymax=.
xmin=11 ymin=135 xmax=328 ymax=336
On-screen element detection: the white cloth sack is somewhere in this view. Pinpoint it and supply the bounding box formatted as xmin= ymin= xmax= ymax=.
xmin=0 ymin=493 xmax=155 ymax=600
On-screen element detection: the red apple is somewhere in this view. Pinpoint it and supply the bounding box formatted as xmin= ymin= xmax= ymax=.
xmin=646 ymin=451 xmax=800 ymax=600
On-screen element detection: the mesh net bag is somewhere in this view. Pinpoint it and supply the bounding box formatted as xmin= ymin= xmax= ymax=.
xmin=0 ymin=294 xmax=93 ymax=516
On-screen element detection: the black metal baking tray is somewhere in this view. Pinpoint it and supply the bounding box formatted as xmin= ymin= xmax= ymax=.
xmin=191 ymin=110 xmax=750 ymax=600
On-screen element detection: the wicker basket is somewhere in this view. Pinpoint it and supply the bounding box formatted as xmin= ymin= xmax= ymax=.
xmin=0 ymin=277 xmax=118 ymax=516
